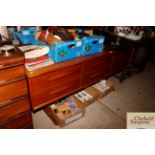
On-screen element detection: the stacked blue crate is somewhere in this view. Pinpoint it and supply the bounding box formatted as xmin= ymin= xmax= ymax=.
xmin=13 ymin=27 xmax=37 ymax=44
xmin=82 ymin=36 xmax=105 ymax=56
xmin=34 ymin=39 xmax=83 ymax=63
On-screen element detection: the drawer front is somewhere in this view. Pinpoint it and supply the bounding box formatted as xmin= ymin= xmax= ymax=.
xmin=0 ymin=79 xmax=28 ymax=104
xmin=82 ymin=64 xmax=110 ymax=87
xmin=81 ymin=71 xmax=105 ymax=87
xmin=0 ymin=112 xmax=32 ymax=129
xmin=0 ymin=65 xmax=25 ymax=86
xmin=0 ymin=54 xmax=24 ymax=70
xmin=31 ymin=78 xmax=80 ymax=109
xmin=29 ymin=65 xmax=82 ymax=93
xmin=84 ymin=54 xmax=112 ymax=73
xmin=51 ymin=75 xmax=81 ymax=89
xmin=51 ymin=80 xmax=80 ymax=99
xmin=0 ymin=97 xmax=30 ymax=123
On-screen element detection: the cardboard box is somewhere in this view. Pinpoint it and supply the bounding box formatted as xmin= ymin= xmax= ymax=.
xmin=48 ymin=80 xmax=114 ymax=127
xmin=73 ymin=90 xmax=94 ymax=107
xmin=92 ymin=80 xmax=115 ymax=98
xmin=50 ymin=96 xmax=85 ymax=127
xmin=73 ymin=80 xmax=114 ymax=107
xmin=84 ymin=86 xmax=101 ymax=106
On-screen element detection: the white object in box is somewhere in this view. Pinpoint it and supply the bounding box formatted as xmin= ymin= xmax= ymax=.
xmin=18 ymin=45 xmax=49 ymax=59
xmin=50 ymin=96 xmax=85 ymax=127
xmin=25 ymin=58 xmax=54 ymax=71
xmin=74 ymin=90 xmax=93 ymax=103
xmin=65 ymin=112 xmax=83 ymax=124
xmin=22 ymin=30 xmax=30 ymax=35
xmin=92 ymin=80 xmax=109 ymax=92
xmin=99 ymin=39 xmax=104 ymax=43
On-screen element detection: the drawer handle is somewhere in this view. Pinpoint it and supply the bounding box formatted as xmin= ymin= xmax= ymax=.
xmin=48 ymin=85 xmax=70 ymax=95
xmin=0 ymin=77 xmax=25 ymax=85
xmin=0 ymin=96 xmax=27 ymax=108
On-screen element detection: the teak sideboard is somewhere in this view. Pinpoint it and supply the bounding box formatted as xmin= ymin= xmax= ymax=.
xmin=26 ymin=50 xmax=131 ymax=111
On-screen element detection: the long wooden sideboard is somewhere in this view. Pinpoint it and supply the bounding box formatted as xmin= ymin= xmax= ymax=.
xmin=26 ymin=50 xmax=131 ymax=111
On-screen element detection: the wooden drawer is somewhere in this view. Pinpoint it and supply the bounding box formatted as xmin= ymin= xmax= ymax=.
xmin=0 ymin=96 xmax=30 ymax=123
xmin=81 ymin=70 xmax=107 ymax=87
xmin=82 ymin=54 xmax=112 ymax=82
xmin=0 ymin=65 xmax=25 ymax=86
xmin=83 ymin=54 xmax=112 ymax=73
xmin=0 ymin=112 xmax=32 ymax=129
xmin=0 ymin=79 xmax=28 ymax=104
xmin=29 ymin=65 xmax=82 ymax=93
xmin=0 ymin=53 xmax=24 ymax=70
xmin=51 ymin=75 xmax=81 ymax=89
xmin=31 ymin=78 xmax=80 ymax=109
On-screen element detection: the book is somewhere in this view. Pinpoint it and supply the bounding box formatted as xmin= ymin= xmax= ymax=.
xmin=25 ymin=58 xmax=54 ymax=71
xmin=66 ymin=96 xmax=80 ymax=113
xmin=92 ymin=80 xmax=109 ymax=92
xmin=18 ymin=45 xmax=41 ymax=52
xmin=18 ymin=45 xmax=49 ymax=59
xmin=54 ymin=102 xmax=73 ymax=120
xmin=25 ymin=55 xmax=49 ymax=65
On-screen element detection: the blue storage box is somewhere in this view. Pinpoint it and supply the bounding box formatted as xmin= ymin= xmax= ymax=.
xmin=34 ymin=39 xmax=83 ymax=63
xmin=82 ymin=36 xmax=105 ymax=56
xmin=13 ymin=28 xmax=37 ymax=44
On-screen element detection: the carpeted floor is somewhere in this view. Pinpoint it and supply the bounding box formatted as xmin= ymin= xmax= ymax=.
xmin=32 ymin=60 xmax=155 ymax=129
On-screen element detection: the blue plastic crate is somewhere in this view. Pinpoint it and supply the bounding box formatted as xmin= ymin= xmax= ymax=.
xmin=13 ymin=28 xmax=37 ymax=44
xmin=34 ymin=39 xmax=83 ymax=63
xmin=82 ymin=36 xmax=105 ymax=56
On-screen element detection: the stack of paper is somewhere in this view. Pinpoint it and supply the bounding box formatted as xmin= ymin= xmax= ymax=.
xmin=18 ymin=45 xmax=54 ymax=71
